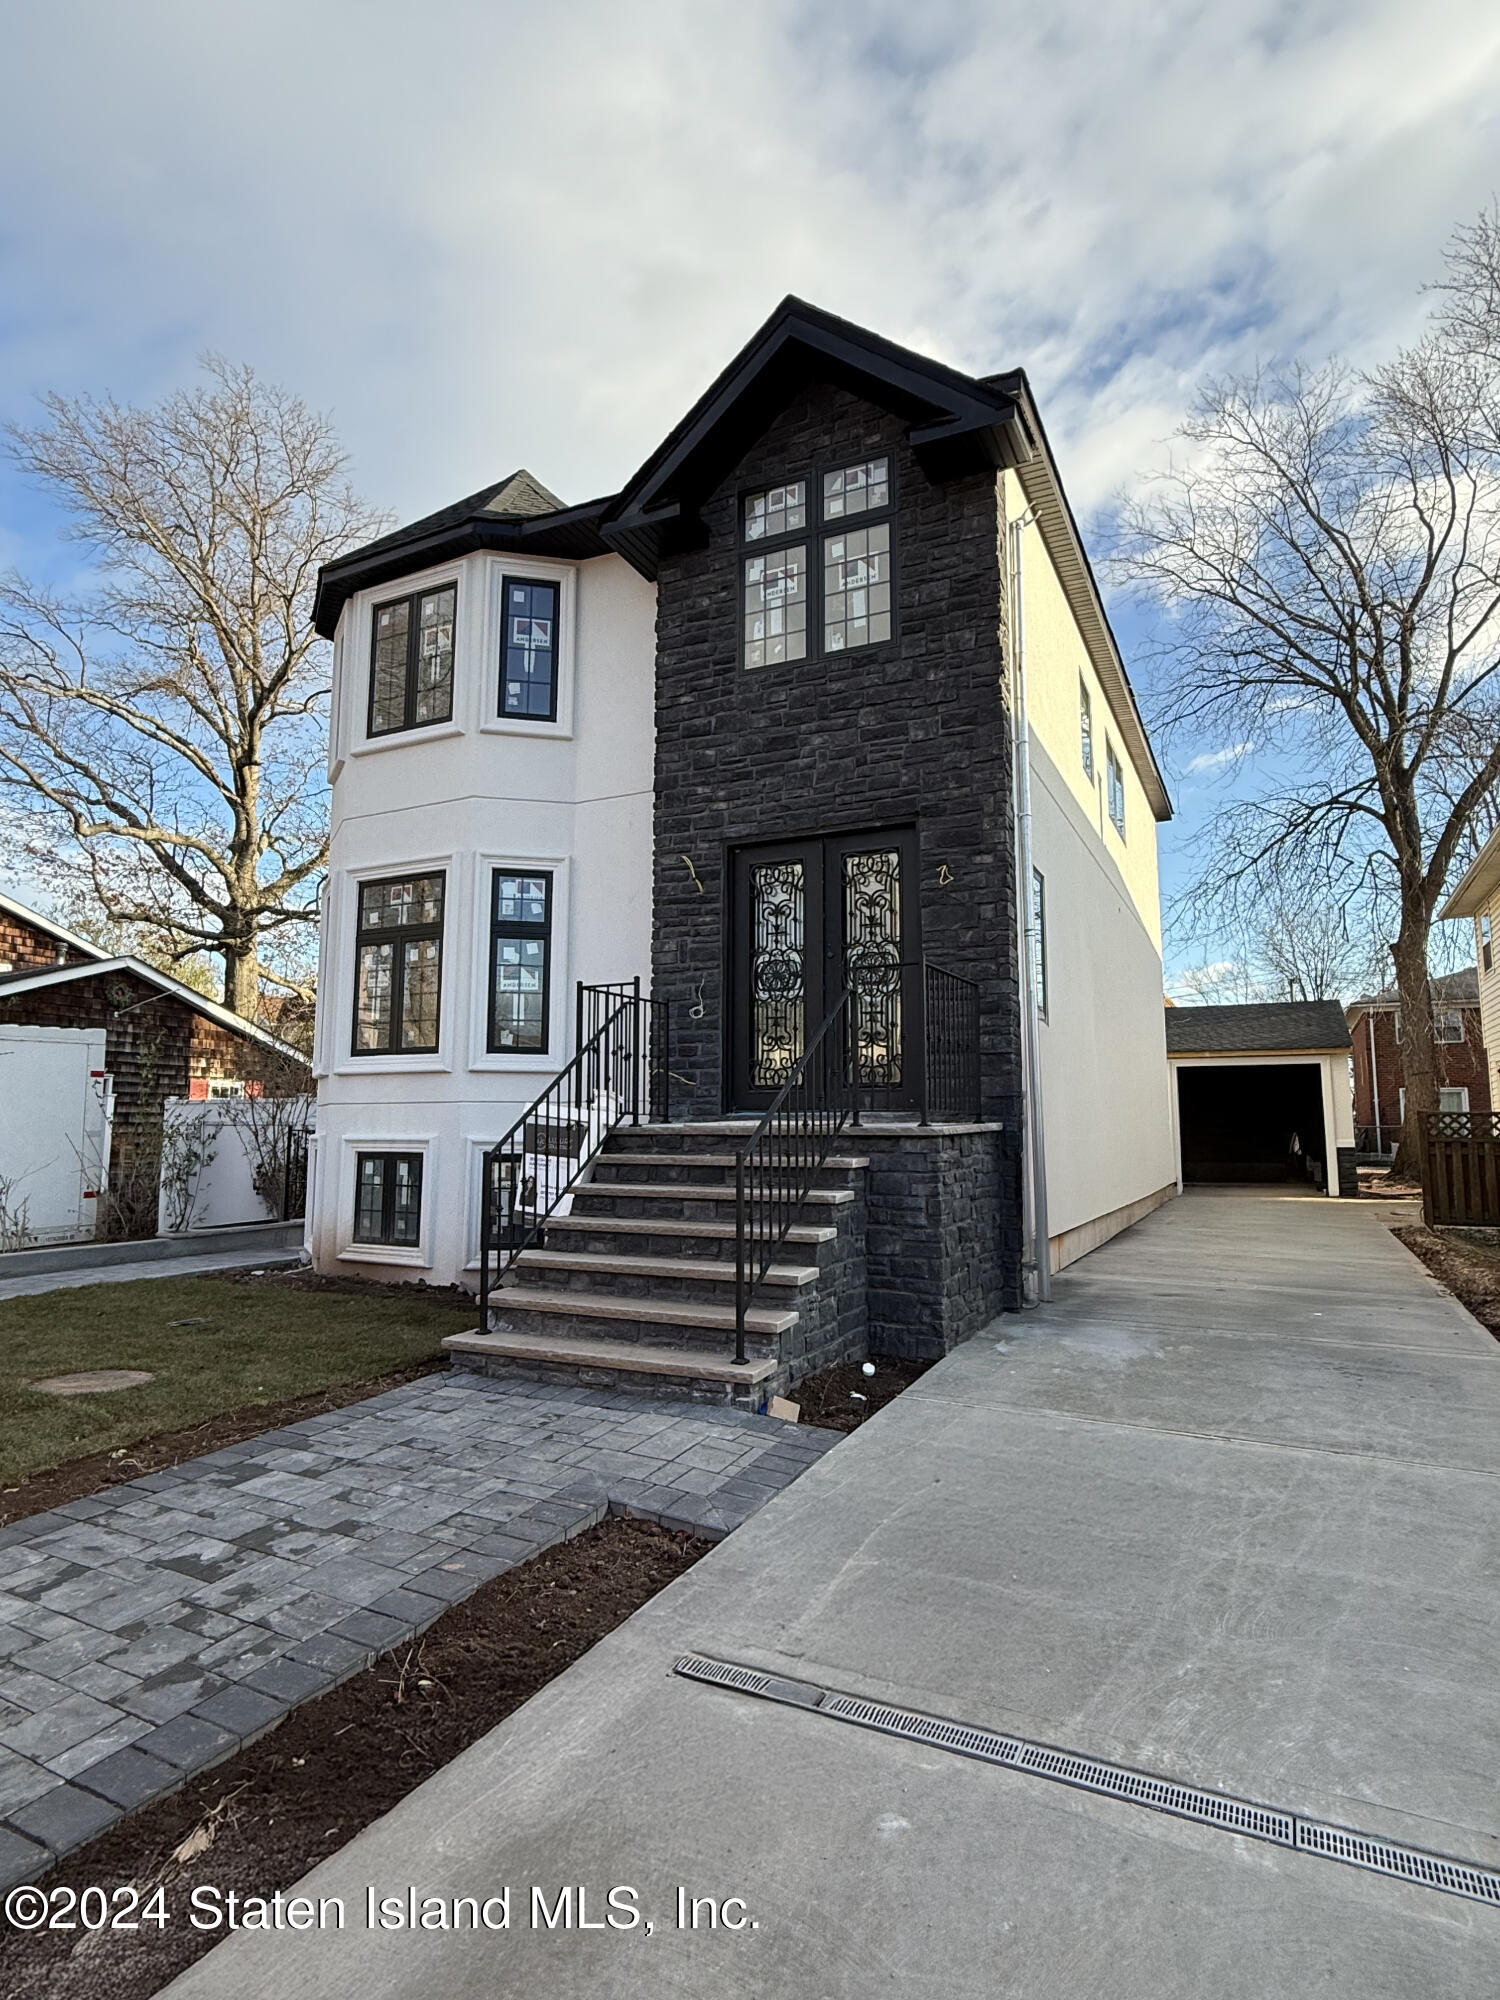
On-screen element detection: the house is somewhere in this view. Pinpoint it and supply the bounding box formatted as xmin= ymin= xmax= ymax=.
xmin=0 ymin=891 xmax=310 ymax=1240
xmin=1165 ymin=1001 xmax=1357 ymax=1195
xmin=307 ymin=298 xmax=1178 ymax=1397
xmin=1439 ymin=829 xmax=1500 ymax=1110
xmin=1346 ymin=970 xmax=1489 ymax=1157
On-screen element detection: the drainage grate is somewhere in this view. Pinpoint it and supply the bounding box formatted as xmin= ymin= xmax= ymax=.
xmin=672 ymin=1653 xmax=1500 ymax=1909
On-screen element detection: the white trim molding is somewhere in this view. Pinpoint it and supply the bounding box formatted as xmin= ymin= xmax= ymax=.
xmin=334 ymin=1133 xmax=437 ymax=1269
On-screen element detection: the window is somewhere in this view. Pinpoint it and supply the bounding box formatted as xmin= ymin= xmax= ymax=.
xmin=1403 ymin=1086 xmax=1470 ymax=1117
xmin=1436 ymin=1009 xmax=1465 ymax=1044
xmin=1106 ymin=741 xmax=1126 ymax=838
xmin=1031 ymin=868 xmax=1048 ymax=1020
xmin=1481 ymin=912 xmax=1492 ymax=973
xmin=499 ymin=578 xmax=560 ymax=720
xmin=353 ymin=874 xmax=444 ymax=1054
xmin=368 ymin=585 xmax=456 ymax=736
xmin=488 ymin=871 xmax=552 ymax=1053
xmin=353 ymin=1152 xmax=423 ymax=1245
xmin=741 ymin=458 xmax=894 ymax=666
xmin=1079 ymin=677 xmax=1094 ymax=780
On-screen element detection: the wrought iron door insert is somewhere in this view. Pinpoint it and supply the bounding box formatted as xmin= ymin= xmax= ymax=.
xmin=730 ymin=829 xmax=918 ymax=1111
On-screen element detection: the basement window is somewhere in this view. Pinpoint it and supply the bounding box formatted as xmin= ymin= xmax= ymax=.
xmin=353 ymin=1152 xmax=423 ymax=1246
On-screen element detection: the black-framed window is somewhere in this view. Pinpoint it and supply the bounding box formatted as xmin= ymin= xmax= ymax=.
xmin=1106 ymin=741 xmax=1126 ymax=839
xmin=488 ymin=870 xmax=552 ymax=1053
xmin=1481 ymin=912 xmax=1492 ymax=973
xmin=741 ymin=458 xmax=893 ymax=667
xmin=353 ymin=874 xmax=444 ymax=1054
xmin=353 ymin=1151 xmax=423 ymax=1245
xmin=1080 ymin=676 xmax=1094 ymax=780
xmin=368 ymin=584 xmax=456 ymax=736
xmin=1031 ymin=867 xmax=1048 ymax=1021
xmin=499 ymin=578 xmax=560 ymax=720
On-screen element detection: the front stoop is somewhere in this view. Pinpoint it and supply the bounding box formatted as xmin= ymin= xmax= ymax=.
xmin=444 ymin=1123 xmax=870 ymax=1408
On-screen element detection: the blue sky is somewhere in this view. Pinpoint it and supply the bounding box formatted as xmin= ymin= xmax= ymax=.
xmin=2 ymin=0 xmax=1499 ymax=978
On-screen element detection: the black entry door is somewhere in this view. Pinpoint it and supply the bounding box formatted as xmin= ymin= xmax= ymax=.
xmin=729 ymin=828 xmax=919 ymax=1112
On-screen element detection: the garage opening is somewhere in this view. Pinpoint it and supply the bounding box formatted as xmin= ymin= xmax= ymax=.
xmin=1176 ymin=1063 xmax=1329 ymax=1187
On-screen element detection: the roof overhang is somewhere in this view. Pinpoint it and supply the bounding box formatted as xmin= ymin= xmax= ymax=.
xmin=1439 ymin=825 xmax=1500 ymax=920
xmin=597 ymin=297 xmax=1034 ymax=577
xmin=0 ymin=955 xmax=305 ymax=1061
xmin=0 ymin=890 xmax=109 ymax=964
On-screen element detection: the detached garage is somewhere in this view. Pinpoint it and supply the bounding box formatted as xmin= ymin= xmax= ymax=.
xmin=1165 ymin=1002 xmax=1357 ymax=1198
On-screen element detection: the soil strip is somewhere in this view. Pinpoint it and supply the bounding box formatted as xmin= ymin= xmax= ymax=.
xmin=0 ymin=1515 xmax=708 ymax=2000
xmin=792 ymin=1356 xmax=931 ymax=1432
xmin=1394 ymin=1223 xmax=1500 ymax=1343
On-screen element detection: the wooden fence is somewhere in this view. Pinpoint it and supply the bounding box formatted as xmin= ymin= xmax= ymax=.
xmin=1424 ymin=1110 xmax=1500 ymax=1227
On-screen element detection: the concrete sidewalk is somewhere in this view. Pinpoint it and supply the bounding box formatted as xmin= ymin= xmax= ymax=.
xmin=165 ymin=1190 xmax=1500 ymax=1997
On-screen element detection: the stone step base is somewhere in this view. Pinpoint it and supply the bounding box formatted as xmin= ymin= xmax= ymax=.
xmin=482 ymin=1283 xmax=797 ymax=1339
xmin=444 ymin=1327 xmax=777 ymax=1402
xmin=543 ymin=1213 xmax=837 ymax=1249
xmin=573 ymin=1182 xmax=856 ymax=1210
xmin=516 ymin=1248 xmax=819 ymax=1291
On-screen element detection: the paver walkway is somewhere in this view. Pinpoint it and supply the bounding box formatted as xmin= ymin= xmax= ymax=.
xmin=163 ymin=1190 xmax=1500 ymax=1998
xmin=0 ymin=1374 xmax=835 ymax=1887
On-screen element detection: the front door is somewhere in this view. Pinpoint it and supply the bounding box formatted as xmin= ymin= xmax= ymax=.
xmin=729 ymin=828 xmax=919 ymax=1112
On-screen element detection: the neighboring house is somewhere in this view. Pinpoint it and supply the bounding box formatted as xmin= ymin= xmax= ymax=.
xmin=1165 ymin=1001 xmax=1357 ymax=1196
xmin=0 ymin=892 xmax=311 ymax=1240
xmin=1440 ymin=831 xmax=1500 ymax=1111
xmin=307 ymin=298 xmax=1178 ymax=1392
xmin=1346 ymin=969 xmax=1489 ymax=1157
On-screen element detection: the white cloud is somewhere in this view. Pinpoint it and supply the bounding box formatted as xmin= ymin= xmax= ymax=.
xmin=0 ymin=0 xmax=1495 ymax=548
xmin=1183 ymin=741 xmax=1256 ymax=775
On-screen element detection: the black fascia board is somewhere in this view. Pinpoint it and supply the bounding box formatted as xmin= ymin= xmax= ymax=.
xmin=313 ymin=498 xmax=615 ymax=638
xmin=598 ymin=297 xmax=1031 ymax=578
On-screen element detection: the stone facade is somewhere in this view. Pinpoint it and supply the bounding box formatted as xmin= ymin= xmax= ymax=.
xmin=857 ymin=1126 xmax=1014 ymax=1354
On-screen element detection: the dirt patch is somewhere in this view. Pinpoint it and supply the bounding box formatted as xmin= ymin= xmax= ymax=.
xmin=1395 ymin=1223 xmax=1500 ymax=1343
xmin=0 ymin=1358 xmax=446 ymax=1528
xmin=0 ymin=1515 xmax=708 ymax=2000
xmin=793 ymin=1355 xmax=932 ymax=1432
xmin=1360 ymin=1166 xmax=1423 ymax=1199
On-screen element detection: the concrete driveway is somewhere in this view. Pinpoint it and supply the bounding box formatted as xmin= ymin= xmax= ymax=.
xmin=165 ymin=1189 xmax=1500 ymax=1997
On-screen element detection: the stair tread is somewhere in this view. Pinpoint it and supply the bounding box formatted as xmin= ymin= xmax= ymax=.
xmin=517 ymin=1248 xmax=818 ymax=1287
xmin=445 ymin=1328 xmax=777 ymax=1385
xmin=576 ymin=1181 xmax=855 ymax=1207
xmin=600 ymin=1151 xmax=870 ymax=1172
xmin=480 ymin=1284 xmax=798 ymax=1335
xmin=545 ymin=1214 xmax=837 ymax=1245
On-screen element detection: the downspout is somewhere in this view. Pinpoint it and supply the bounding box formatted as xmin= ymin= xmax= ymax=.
xmin=1008 ymin=511 xmax=1052 ymax=1304
xmin=1368 ymin=1010 xmax=1382 ymax=1155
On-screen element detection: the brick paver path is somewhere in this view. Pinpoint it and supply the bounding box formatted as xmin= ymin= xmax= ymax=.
xmin=0 ymin=1374 xmax=837 ymax=1888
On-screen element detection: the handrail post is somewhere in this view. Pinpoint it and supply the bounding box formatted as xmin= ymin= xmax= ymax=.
xmin=734 ymin=1147 xmax=748 ymax=1367
xmin=478 ymin=1147 xmax=492 ymax=1331
xmin=918 ymin=959 xmax=931 ymax=1128
xmin=631 ymin=975 xmax=642 ymax=1125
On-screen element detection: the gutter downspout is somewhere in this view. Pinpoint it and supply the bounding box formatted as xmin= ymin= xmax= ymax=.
xmin=1008 ymin=511 xmax=1052 ymax=1304
xmin=1368 ymin=1010 xmax=1382 ymax=1156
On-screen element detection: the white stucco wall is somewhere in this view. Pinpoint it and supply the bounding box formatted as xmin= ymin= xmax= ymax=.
xmin=1028 ymin=737 xmax=1177 ymax=1264
xmin=310 ymin=549 xmax=657 ymax=1289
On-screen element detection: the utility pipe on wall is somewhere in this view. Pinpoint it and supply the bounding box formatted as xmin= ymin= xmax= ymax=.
xmin=1007 ymin=512 xmax=1052 ymax=1304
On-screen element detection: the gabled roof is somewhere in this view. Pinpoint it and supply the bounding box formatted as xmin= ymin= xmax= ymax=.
xmin=1439 ymin=824 xmax=1500 ymax=920
xmin=0 ymin=889 xmax=110 ymax=964
xmin=1347 ymin=968 xmax=1479 ymax=1013
xmin=0 ymin=955 xmax=306 ymax=1060
xmin=313 ymin=472 xmax=613 ymax=638
xmin=1164 ymin=1001 xmax=1351 ymax=1056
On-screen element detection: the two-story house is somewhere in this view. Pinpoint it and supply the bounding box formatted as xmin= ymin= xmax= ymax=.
xmin=308 ymin=300 xmax=1178 ymax=1402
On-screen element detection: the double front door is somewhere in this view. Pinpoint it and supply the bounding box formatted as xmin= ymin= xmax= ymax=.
xmin=729 ymin=828 xmax=919 ymax=1112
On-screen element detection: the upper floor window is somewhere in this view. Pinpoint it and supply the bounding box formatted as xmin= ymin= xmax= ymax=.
xmin=1106 ymin=741 xmax=1126 ymax=838
xmin=1436 ymin=1009 xmax=1466 ymax=1044
xmin=500 ymin=578 xmax=560 ymax=721
xmin=742 ymin=459 xmax=893 ymax=667
xmin=353 ymin=874 xmax=444 ymax=1055
xmin=1481 ymin=912 xmax=1492 ymax=973
xmin=488 ymin=870 xmax=552 ymax=1053
xmin=369 ymin=585 xmax=456 ymax=737
xmin=1031 ymin=867 xmax=1048 ymax=1021
xmin=1080 ymin=677 xmax=1094 ymax=780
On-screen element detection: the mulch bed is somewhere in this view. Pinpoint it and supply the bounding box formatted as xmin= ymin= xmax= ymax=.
xmin=792 ymin=1355 xmax=932 ymax=1432
xmin=1394 ymin=1223 xmax=1500 ymax=1343
xmin=0 ymin=1515 xmax=709 ymax=2000
xmin=0 ymin=1358 xmax=448 ymax=1530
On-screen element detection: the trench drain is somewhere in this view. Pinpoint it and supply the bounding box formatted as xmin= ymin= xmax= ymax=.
xmin=672 ymin=1652 xmax=1500 ymax=1910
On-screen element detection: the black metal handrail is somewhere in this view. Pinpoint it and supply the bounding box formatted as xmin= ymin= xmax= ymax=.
xmin=919 ymin=959 xmax=982 ymax=1123
xmin=734 ymin=991 xmax=857 ymax=1366
xmin=477 ymin=981 xmax=669 ymax=1330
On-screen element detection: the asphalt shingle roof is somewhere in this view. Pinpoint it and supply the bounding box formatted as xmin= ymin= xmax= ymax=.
xmin=1164 ymin=1000 xmax=1352 ymax=1056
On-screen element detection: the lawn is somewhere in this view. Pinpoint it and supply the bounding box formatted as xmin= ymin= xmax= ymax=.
xmin=0 ymin=1273 xmax=468 ymax=1487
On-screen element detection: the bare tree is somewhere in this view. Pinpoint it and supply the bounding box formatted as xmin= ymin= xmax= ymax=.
xmin=0 ymin=358 xmax=383 ymax=1014
xmin=1113 ymin=214 xmax=1500 ymax=1173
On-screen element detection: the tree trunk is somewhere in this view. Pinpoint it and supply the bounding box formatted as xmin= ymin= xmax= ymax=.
xmin=1390 ymin=904 xmax=1438 ymax=1182
xmin=222 ymin=937 xmax=262 ymax=1019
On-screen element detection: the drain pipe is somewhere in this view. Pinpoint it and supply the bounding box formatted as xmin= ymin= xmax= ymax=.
xmin=1008 ymin=511 xmax=1052 ymax=1304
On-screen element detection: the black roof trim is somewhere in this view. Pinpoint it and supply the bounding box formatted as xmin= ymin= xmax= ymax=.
xmin=597 ymin=297 xmax=1033 ymax=577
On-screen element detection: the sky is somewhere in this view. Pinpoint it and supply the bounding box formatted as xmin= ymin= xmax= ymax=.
xmin=2 ymin=0 xmax=1498 ymax=982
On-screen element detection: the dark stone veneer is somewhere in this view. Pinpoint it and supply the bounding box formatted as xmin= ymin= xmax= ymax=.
xmin=651 ymin=378 xmax=1026 ymax=1319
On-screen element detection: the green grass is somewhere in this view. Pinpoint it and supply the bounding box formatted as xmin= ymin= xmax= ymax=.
xmin=0 ymin=1275 xmax=467 ymax=1486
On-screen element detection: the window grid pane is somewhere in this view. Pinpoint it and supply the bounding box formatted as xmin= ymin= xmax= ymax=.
xmin=370 ymin=601 xmax=410 ymax=733
xmin=744 ymin=546 xmax=809 ymax=667
xmin=354 ymin=941 xmax=394 ymax=1050
xmin=1080 ymin=678 xmax=1094 ymax=779
xmin=823 ymin=458 xmax=889 ymax=520
xmin=412 ymin=588 xmax=455 ymax=725
xmin=743 ymin=481 xmax=806 ymax=542
xmin=353 ymin=1152 xmax=423 ymax=1246
xmin=1107 ymin=745 xmax=1126 ymax=837
xmin=823 ymin=522 xmax=891 ymax=653
xmin=489 ymin=871 xmax=552 ymax=1053
xmin=353 ymin=874 xmax=444 ymax=1054
xmin=501 ymin=580 xmax=559 ymax=719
